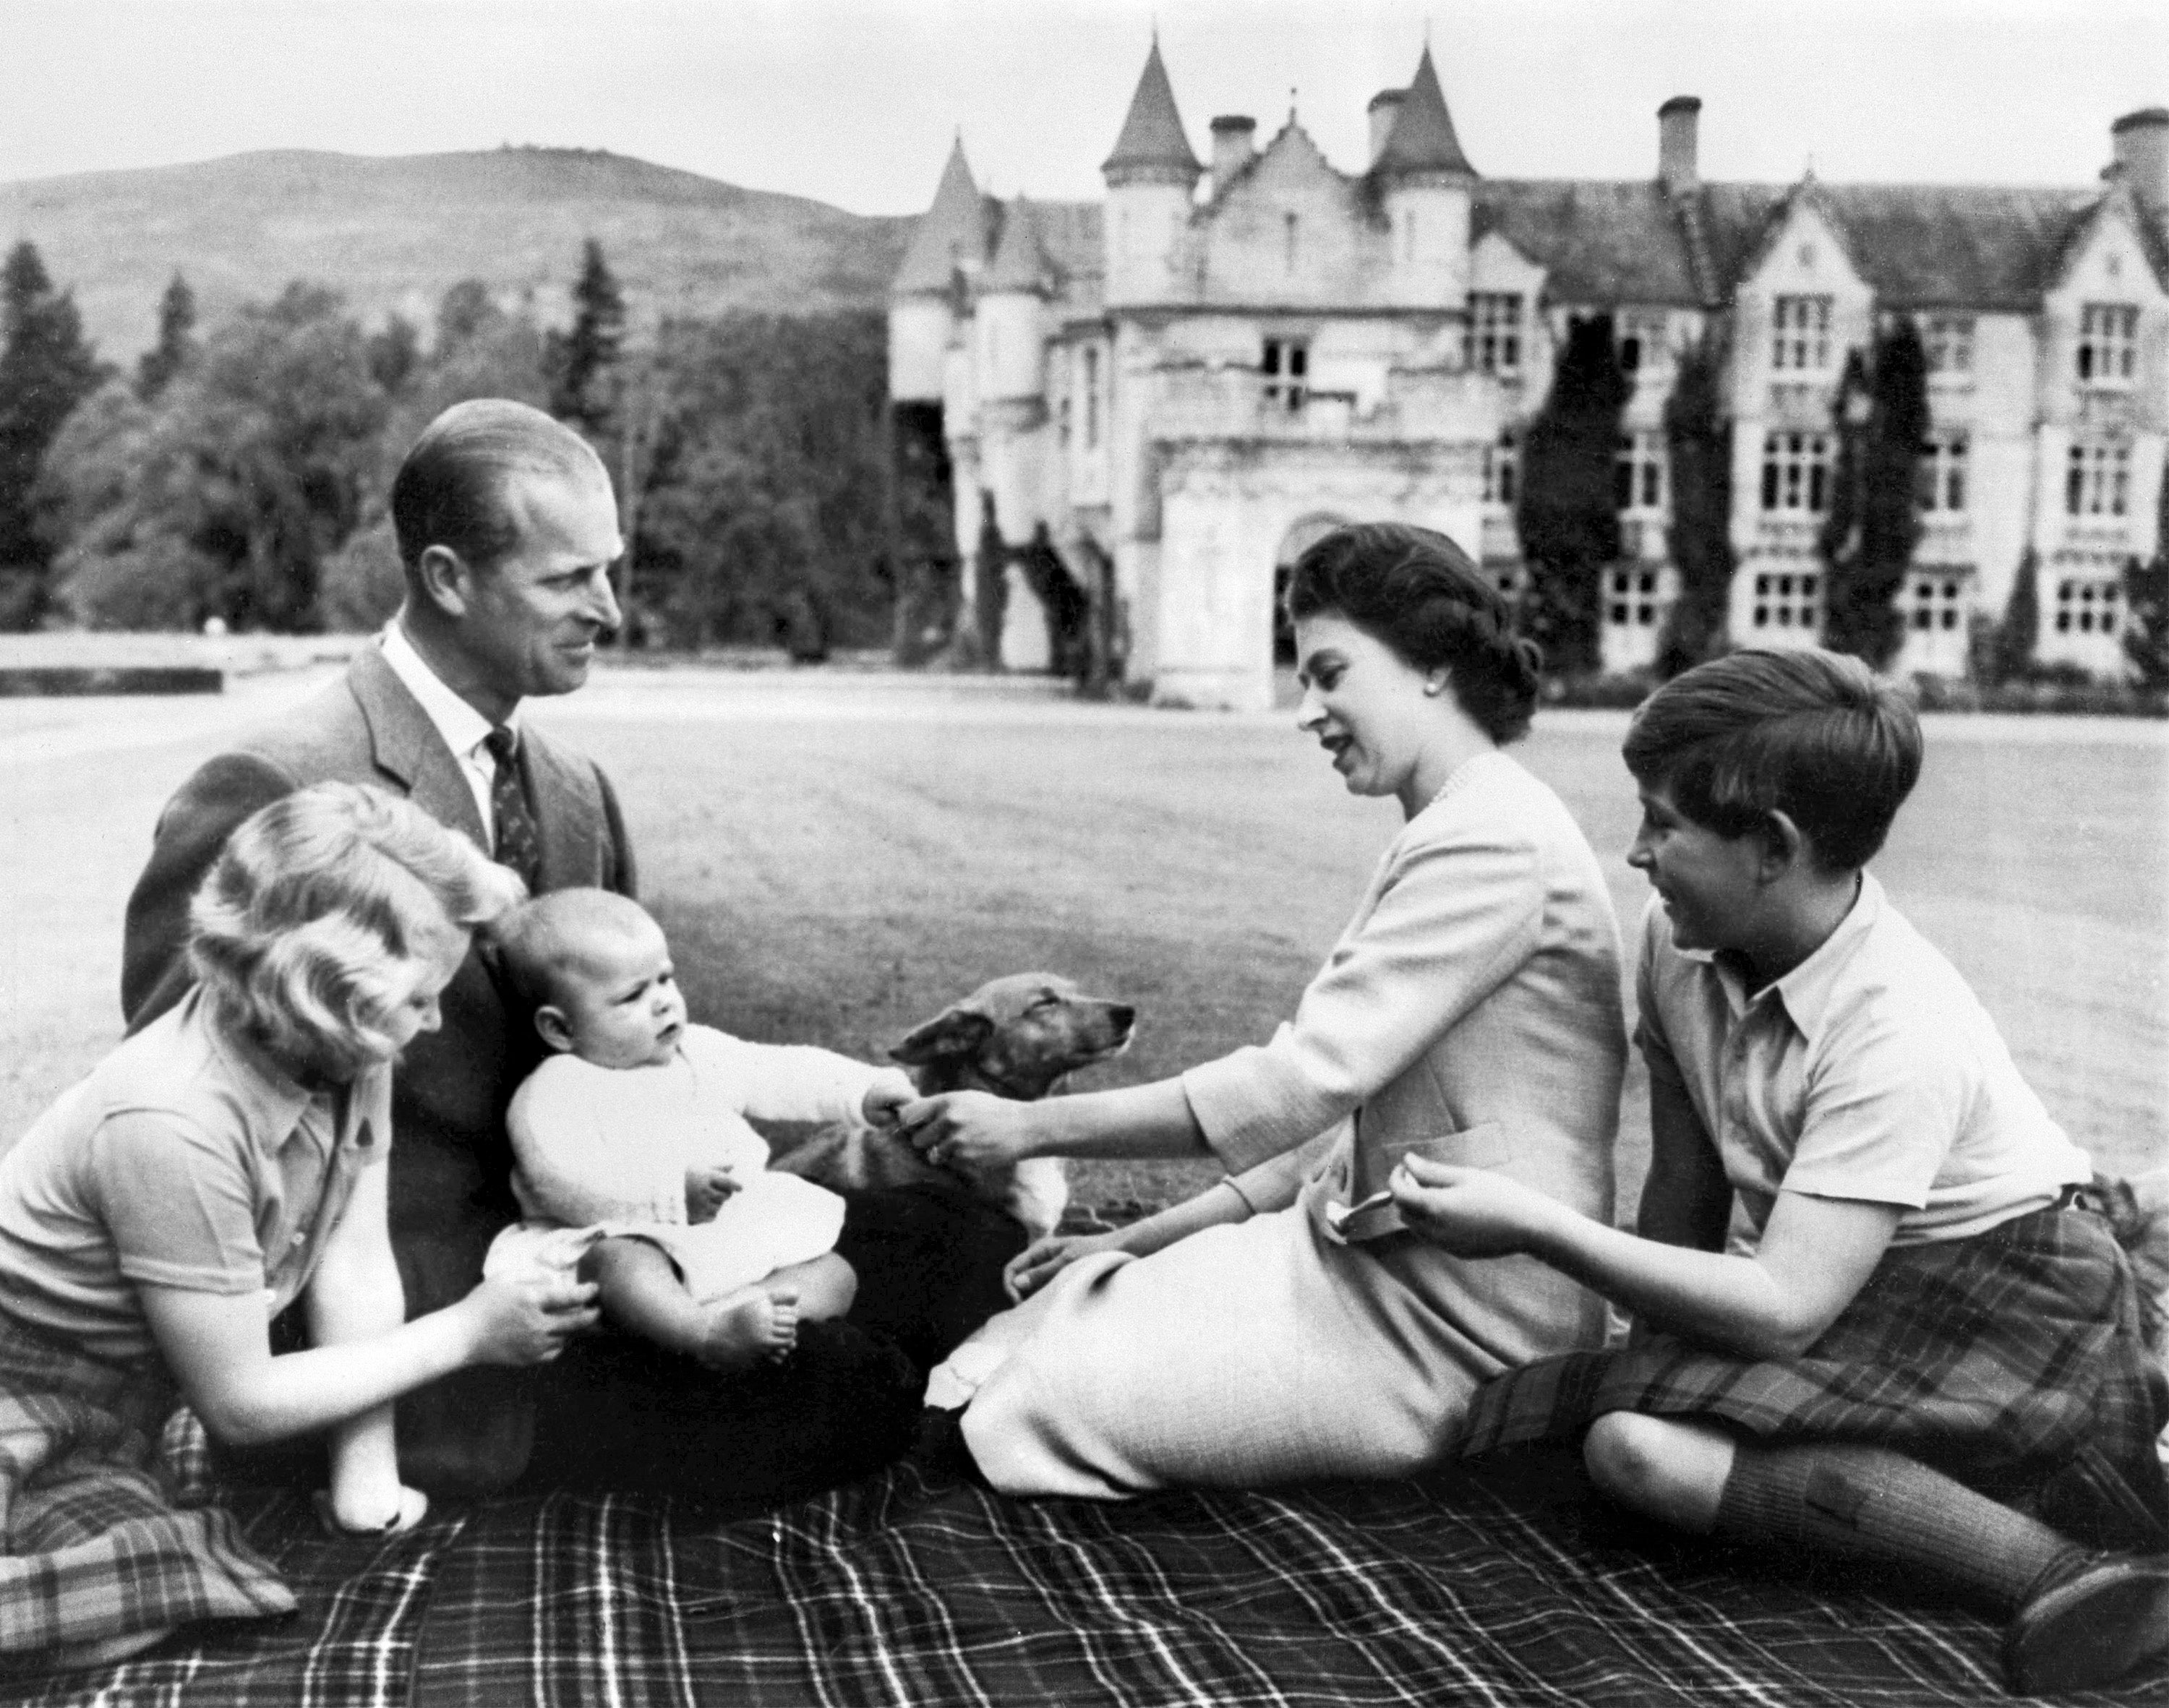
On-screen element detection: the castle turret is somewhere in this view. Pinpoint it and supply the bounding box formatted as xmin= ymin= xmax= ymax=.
xmin=1372 ymin=46 xmax=1475 ymax=312
xmin=977 ymin=197 xmax=1052 ymax=403
xmin=890 ymin=137 xmax=988 ymax=402
xmin=1100 ymin=40 xmax=1201 ymax=308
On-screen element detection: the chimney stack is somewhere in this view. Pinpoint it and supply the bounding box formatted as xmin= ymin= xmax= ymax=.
xmin=1658 ymin=95 xmax=1702 ymax=197
xmin=2111 ymin=108 xmax=2169 ymax=211
xmin=1368 ymin=89 xmax=1406 ymax=166
xmin=1210 ymin=115 xmax=1256 ymax=198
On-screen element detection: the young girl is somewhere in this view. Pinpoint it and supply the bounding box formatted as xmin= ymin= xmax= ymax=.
xmin=0 ymin=783 xmax=596 ymax=1671
xmin=484 ymin=888 xmax=915 ymax=1371
xmin=1395 ymin=651 xmax=2169 ymax=1695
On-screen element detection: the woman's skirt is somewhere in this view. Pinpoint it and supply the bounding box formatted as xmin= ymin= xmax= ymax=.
xmin=1450 ymin=1203 xmax=2169 ymax=1552
xmin=0 ymin=1316 xmax=293 ymax=1671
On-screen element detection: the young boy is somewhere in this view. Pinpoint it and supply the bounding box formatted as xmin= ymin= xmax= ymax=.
xmin=484 ymin=890 xmax=915 ymax=1370
xmin=1390 ymin=649 xmax=2169 ymax=1694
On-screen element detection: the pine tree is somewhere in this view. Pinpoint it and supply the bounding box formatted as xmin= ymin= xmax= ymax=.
xmin=1656 ymin=327 xmax=1735 ymax=677
xmin=0 ymin=241 xmax=105 ymax=625
xmin=1515 ymin=313 xmax=1629 ymax=677
xmin=1989 ymin=546 xmax=2040 ymax=683
xmin=1821 ymin=318 xmax=1928 ymax=668
xmin=549 ymin=239 xmax=626 ymax=434
xmin=2123 ymin=465 xmax=2169 ymax=691
xmin=136 ymin=272 xmax=197 ymax=400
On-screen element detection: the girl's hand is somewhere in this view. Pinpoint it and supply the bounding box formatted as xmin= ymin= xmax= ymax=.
xmin=860 ymin=1070 xmax=917 ymax=1130
xmin=458 ymin=1271 xmax=599 ymax=1365
xmin=1004 ymin=1229 xmax=1124 ymax=1302
xmin=1389 ymin=1156 xmax=1555 ymax=1258
xmin=899 ymin=1090 xmax=1040 ymax=1173
xmin=685 ymin=1164 xmax=739 ymax=1224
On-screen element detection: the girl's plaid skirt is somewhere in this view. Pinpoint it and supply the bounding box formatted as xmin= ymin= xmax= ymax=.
xmin=1449 ymin=1202 xmax=2169 ymax=1553
xmin=0 ymin=1313 xmax=294 ymax=1670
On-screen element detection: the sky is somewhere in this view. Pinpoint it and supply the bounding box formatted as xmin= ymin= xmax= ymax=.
xmin=4 ymin=0 xmax=2166 ymax=216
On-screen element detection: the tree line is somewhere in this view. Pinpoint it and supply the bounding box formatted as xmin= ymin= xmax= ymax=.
xmin=0 ymin=239 xmax=897 ymax=656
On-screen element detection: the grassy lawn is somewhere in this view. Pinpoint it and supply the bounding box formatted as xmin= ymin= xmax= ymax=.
xmin=4 ymin=668 xmax=2164 ymax=1221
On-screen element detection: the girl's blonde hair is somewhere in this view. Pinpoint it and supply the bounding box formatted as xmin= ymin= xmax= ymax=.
xmin=188 ymin=781 xmax=526 ymax=1081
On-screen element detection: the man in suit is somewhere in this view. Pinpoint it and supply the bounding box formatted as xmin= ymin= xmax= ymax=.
xmin=124 ymin=400 xmax=946 ymax=1500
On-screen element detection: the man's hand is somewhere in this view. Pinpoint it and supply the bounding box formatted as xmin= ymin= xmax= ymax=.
xmin=685 ymin=1165 xmax=739 ymax=1224
xmin=898 ymin=1090 xmax=1041 ymax=1173
xmin=860 ymin=1070 xmax=917 ymax=1130
xmin=1388 ymin=1155 xmax=1557 ymax=1259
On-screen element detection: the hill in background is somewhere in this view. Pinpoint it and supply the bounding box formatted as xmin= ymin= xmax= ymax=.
xmin=0 ymin=147 xmax=915 ymax=359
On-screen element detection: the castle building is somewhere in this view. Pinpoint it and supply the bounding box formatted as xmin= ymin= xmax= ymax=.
xmin=889 ymin=41 xmax=2169 ymax=708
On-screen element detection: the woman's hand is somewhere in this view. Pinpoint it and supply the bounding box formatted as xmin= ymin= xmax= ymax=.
xmin=1004 ymin=1229 xmax=1126 ymax=1302
xmin=1389 ymin=1155 xmax=1559 ymax=1258
xmin=457 ymin=1271 xmax=599 ymax=1365
xmin=898 ymin=1090 xmax=1044 ymax=1173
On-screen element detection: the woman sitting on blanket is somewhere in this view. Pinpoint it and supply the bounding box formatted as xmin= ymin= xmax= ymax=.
xmin=1393 ymin=651 xmax=2169 ymax=1696
xmin=0 ymin=782 xmax=596 ymax=1672
xmin=901 ymin=521 xmax=1627 ymax=1495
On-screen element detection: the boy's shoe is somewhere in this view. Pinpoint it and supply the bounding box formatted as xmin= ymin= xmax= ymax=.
xmin=2004 ymin=1555 xmax=2169 ymax=1694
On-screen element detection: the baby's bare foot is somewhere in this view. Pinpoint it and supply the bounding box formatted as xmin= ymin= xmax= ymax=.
xmin=696 ymin=1287 xmax=798 ymax=1370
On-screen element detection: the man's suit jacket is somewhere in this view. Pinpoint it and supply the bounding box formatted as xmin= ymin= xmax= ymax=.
xmin=122 ymin=643 xmax=637 ymax=1490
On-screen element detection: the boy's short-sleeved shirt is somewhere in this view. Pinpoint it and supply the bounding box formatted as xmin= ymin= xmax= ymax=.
xmin=1635 ymin=873 xmax=2090 ymax=1249
xmin=0 ymin=990 xmax=390 ymax=1367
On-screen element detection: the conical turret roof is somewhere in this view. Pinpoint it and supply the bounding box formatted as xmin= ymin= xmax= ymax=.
xmin=895 ymin=136 xmax=991 ymax=294
xmin=983 ymin=197 xmax=1053 ymax=294
xmin=1102 ymin=40 xmax=1202 ymax=181
xmin=1374 ymin=46 xmax=1476 ymax=179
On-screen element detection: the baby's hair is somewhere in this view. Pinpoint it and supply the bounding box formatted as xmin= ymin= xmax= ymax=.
xmin=1284 ymin=521 xmax=1544 ymax=743
xmin=492 ymin=888 xmax=660 ymax=1016
xmin=189 ymin=781 xmax=525 ymax=1081
xmin=1623 ymin=648 xmax=1922 ymax=872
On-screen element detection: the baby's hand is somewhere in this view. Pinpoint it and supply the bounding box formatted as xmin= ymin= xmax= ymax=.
xmin=685 ymin=1165 xmax=739 ymax=1224
xmin=860 ymin=1069 xmax=917 ymax=1130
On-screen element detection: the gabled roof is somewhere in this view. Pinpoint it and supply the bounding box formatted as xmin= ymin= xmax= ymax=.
xmin=983 ymin=197 xmax=1052 ymax=293
xmin=894 ymin=136 xmax=989 ymax=296
xmin=1472 ymin=181 xmax=1702 ymax=304
xmin=1372 ymin=46 xmax=1476 ymax=179
xmin=1103 ymin=40 xmax=1202 ymax=181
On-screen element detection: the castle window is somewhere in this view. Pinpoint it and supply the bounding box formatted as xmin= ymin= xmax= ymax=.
xmin=1759 ymin=431 xmax=1833 ymax=514
xmin=2053 ymin=575 xmax=2123 ymax=635
xmin=1771 ymin=294 xmax=1833 ymax=372
xmin=1750 ymin=570 xmax=1823 ymax=634
xmin=1923 ymin=315 xmax=1974 ymax=377
xmin=1616 ymin=312 xmax=1669 ymax=376
xmin=1082 ymin=346 xmax=1102 ymax=449
xmin=1484 ymin=428 xmax=1519 ymax=505
xmin=1917 ymin=434 xmax=1968 ymax=513
xmin=1284 ymin=212 xmax=1299 ymax=273
xmin=1466 ymin=293 xmax=1523 ymax=376
xmin=2064 ymin=437 xmax=2130 ymax=518
xmin=1403 ymin=209 xmax=1417 ymax=262
xmin=1604 ymin=567 xmax=1663 ymax=630
xmin=1261 ymin=338 xmax=1309 ymax=413
xmin=1904 ymin=572 xmax=1967 ymax=632
xmin=1614 ymin=432 xmax=1667 ymax=515
xmin=2076 ymin=304 xmax=2138 ymax=385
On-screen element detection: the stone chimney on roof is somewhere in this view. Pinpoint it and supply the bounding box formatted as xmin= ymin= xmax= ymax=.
xmin=1210 ymin=116 xmax=1256 ymax=198
xmin=2111 ymin=108 xmax=2169 ymax=211
xmin=1368 ymin=90 xmax=1406 ymax=166
xmin=1659 ymin=96 xmax=1701 ymax=197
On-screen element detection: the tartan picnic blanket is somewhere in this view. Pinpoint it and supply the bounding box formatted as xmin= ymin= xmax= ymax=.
xmin=4 ymin=1449 xmax=2165 ymax=1707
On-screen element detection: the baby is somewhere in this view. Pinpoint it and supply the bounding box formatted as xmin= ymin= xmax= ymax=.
xmin=484 ymin=889 xmax=914 ymax=1370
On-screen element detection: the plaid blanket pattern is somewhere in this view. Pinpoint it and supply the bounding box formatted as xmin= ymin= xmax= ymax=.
xmin=1453 ymin=1204 xmax=2169 ymax=1552
xmin=0 ymin=1325 xmax=294 ymax=1669
xmin=7 ymin=1454 xmax=2165 ymax=1708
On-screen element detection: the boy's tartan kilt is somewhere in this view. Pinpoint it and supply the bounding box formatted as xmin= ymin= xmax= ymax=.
xmin=0 ymin=1317 xmax=294 ymax=1668
xmin=1450 ymin=1203 xmax=2169 ymax=1552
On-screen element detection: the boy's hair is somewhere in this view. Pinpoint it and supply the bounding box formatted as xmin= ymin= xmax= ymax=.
xmin=492 ymin=888 xmax=659 ymax=1015
xmin=1623 ymin=648 xmax=1922 ymax=871
xmin=189 ymin=782 xmax=525 ymax=1081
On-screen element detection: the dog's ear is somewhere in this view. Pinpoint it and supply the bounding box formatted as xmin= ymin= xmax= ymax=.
xmin=890 ymin=1008 xmax=996 ymax=1066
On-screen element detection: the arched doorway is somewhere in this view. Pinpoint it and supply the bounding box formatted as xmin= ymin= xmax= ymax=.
xmin=1272 ymin=514 xmax=1349 ymax=663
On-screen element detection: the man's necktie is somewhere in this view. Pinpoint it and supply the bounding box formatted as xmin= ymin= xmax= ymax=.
xmin=483 ymin=726 xmax=543 ymax=894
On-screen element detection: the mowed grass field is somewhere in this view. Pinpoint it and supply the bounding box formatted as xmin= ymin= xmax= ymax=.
xmin=2 ymin=666 xmax=2164 ymax=1219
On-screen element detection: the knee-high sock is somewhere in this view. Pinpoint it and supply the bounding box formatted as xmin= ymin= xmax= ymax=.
xmin=1713 ymin=1442 xmax=2088 ymax=1615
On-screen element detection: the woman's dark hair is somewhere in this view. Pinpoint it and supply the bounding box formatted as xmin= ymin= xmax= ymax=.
xmin=1284 ymin=522 xmax=1544 ymax=743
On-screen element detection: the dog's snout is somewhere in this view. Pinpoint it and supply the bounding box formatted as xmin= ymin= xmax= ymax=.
xmin=1109 ymin=1005 xmax=1137 ymax=1032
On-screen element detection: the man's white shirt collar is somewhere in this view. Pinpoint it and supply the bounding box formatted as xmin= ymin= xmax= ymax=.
xmin=379 ymin=619 xmax=509 ymax=761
